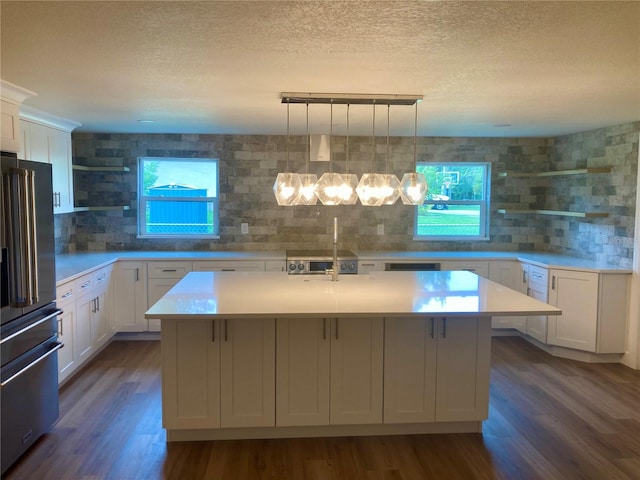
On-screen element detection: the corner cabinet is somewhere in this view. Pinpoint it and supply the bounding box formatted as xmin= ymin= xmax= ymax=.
xmin=546 ymin=269 xmax=628 ymax=353
xmin=1 ymin=80 xmax=36 ymax=153
xmin=496 ymin=167 xmax=611 ymax=219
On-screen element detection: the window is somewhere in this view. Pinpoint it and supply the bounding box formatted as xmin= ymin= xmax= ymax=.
xmin=414 ymin=162 xmax=490 ymax=240
xmin=138 ymin=157 xmax=219 ymax=238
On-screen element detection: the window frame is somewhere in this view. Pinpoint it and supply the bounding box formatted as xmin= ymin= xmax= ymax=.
xmin=137 ymin=157 xmax=220 ymax=239
xmin=413 ymin=162 xmax=491 ymax=241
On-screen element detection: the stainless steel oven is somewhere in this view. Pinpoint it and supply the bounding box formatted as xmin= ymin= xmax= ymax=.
xmin=1 ymin=154 xmax=61 ymax=475
xmin=286 ymin=250 xmax=358 ymax=275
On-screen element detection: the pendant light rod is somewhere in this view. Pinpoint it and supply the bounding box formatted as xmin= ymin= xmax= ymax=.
xmin=282 ymin=92 xmax=423 ymax=106
xmin=386 ymin=104 xmax=390 ymax=174
xmin=285 ymin=99 xmax=290 ymax=170
xmin=371 ymin=102 xmax=376 ymax=171
xmin=305 ymin=102 xmax=309 ymax=173
xmin=346 ymin=104 xmax=350 ymax=173
xmin=329 ymin=101 xmax=333 ymax=173
xmin=413 ymin=101 xmax=418 ymax=169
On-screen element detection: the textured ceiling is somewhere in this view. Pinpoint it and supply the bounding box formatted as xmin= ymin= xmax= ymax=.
xmin=1 ymin=1 xmax=639 ymax=137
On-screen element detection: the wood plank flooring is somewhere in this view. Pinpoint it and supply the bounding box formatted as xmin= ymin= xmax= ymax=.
xmin=4 ymin=336 xmax=640 ymax=480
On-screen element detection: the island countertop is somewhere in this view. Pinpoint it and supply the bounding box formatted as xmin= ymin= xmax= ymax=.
xmin=145 ymin=270 xmax=561 ymax=319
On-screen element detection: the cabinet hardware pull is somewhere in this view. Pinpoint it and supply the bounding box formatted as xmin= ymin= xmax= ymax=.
xmin=81 ymin=281 xmax=91 ymax=289
xmin=61 ymin=291 xmax=72 ymax=298
xmin=135 ymin=268 xmax=139 ymax=282
xmin=58 ymin=317 xmax=63 ymax=336
xmin=323 ymin=318 xmax=327 ymax=340
xmin=552 ymin=276 xmax=556 ymax=290
xmin=442 ymin=317 xmax=447 ymax=338
xmin=335 ymin=318 xmax=339 ymax=340
xmin=97 ymin=296 xmax=100 ymax=311
xmin=522 ymin=271 xmax=526 ymax=283
xmin=224 ymin=319 xmax=228 ymax=342
xmin=430 ymin=317 xmax=435 ymax=338
xmin=91 ymin=298 xmax=96 ymax=313
xmin=162 ymin=269 xmax=177 ymax=272
xmin=212 ymin=320 xmax=215 ymax=342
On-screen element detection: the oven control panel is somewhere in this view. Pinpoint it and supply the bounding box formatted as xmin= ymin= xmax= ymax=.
xmin=287 ymin=259 xmax=358 ymax=275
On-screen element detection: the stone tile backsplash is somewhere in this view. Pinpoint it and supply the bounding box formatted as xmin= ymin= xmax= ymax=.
xmin=55 ymin=122 xmax=639 ymax=268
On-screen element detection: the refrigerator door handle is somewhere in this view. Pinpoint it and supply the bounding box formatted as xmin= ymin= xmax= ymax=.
xmin=26 ymin=169 xmax=39 ymax=304
xmin=4 ymin=168 xmax=29 ymax=307
xmin=0 ymin=342 xmax=64 ymax=387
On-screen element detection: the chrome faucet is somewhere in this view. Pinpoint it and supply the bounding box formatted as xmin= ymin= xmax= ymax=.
xmin=326 ymin=216 xmax=339 ymax=282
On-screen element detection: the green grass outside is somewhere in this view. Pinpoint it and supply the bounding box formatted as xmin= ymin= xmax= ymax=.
xmin=416 ymin=205 xmax=481 ymax=236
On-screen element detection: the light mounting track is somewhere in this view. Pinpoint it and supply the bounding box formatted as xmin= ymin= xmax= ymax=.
xmin=281 ymin=92 xmax=422 ymax=106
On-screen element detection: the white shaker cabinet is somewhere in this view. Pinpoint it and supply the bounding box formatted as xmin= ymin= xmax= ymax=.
xmin=146 ymin=261 xmax=192 ymax=332
xmin=111 ymin=262 xmax=147 ymax=332
xmin=56 ymin=280 xmax=76 ymax=383
xmin=547 ymin=269 xmax=628 ymax=353
xmin=488 ymin=261 xmax=527 ymax=330
xmin=384 ymin=316 xmax=491 ymax=424
xmin=192 ymin=260 xmax=265 ymax=272
xmin=19 ymin=108 xmax=79 ymax=214
xmin=524 ymin=264 xmax=549 ymax=342
xmin=276 ymin=318 xmax=330 ymax=427
xmin=1 ymin=80 xmax=36 ymax=153
xmin=162 ymin=317 xmax=276 ymax=431
xmin=276 ymin=317 xmax=383 ymax=427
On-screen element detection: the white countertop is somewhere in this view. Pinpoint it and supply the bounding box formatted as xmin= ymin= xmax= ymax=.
xmin=55 ymin=251 xmax=286 ymax=283
xmin=145 ymin=271 xmax=561 ymax=319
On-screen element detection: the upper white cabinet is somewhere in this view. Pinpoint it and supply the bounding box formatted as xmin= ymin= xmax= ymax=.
xmin=19 ymin=106 xmax=80 ymax=214
xmin=547 ymin=269 xmax=628 ymax=353
xmin=1 ymin=80 xmax=36 ymax=153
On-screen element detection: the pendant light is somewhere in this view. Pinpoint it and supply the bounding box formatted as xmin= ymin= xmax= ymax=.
xmin=400 ymin=102 xmax=428 ymax=205
xmin=356 ymin=103 xmax=386 ymax=206
xmin=379 ymin=105 xmax=401 ymax=205
xmin=315 ymin=102 xmax=347 ymax=205
xmin=296 ymin=103 xmax=319 ymax=205
xmin=273 ymin=100 xmax=302 ymax=206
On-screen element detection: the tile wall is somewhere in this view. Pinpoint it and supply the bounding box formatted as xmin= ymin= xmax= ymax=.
xmin=55 ymin=122 xmax=639 ymax=268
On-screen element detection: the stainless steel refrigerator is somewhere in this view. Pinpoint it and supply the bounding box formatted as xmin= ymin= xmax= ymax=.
xmin=1 ymin=153 xmax=62 ymax=475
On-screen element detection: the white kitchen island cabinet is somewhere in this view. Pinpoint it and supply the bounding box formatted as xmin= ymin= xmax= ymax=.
xmin=384 ymin=316 xmax=491 ymax=424
xmin=276 ymin=317 xmax=384 ymax=427
xmin=162 ymin=317 xmax=275 ymax=431
xmin=147 ymin=270 xmax=560 ymax=442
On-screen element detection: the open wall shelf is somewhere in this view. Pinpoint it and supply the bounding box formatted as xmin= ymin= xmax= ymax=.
xmin=498 ymin=167 xmax=610 ymax=178
xmin=496 ymin=209 xmax=608 ymax=218
xmin=73 ymin=165 xmax=130 ymax=172
xmin=73 ymin=206 xmax=130 ymax=212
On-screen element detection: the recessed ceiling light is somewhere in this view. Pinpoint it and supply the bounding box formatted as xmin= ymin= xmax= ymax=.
xmin=137 ymin=119 xmax=156 ymax=123
xmin=493 ymin=123 xmax=512 ymax=128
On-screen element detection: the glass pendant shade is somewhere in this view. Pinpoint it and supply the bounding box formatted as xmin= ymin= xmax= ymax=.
xmin=339 ymin=173 xmax=359 ymax=205
xmin=379 ymin=174 xmax=401 ymax=205
xmin=297 ymin=173 xmax=319 ymax=205
xmin=400 ymin=172 xmax=428 ymax=205
xmin=273 ymin=172 xmax=301 ymax=206
xmin=314 ymin=172 xmax=347 ymax=205
xmin=356 ymin=173 xmax=386 ymax=206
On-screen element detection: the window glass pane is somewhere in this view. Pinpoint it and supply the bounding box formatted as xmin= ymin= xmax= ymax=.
xmin=414 ymin=163 xmax=489 ymax=240
xmin=138 ymin=158 xmax=219 ymax=238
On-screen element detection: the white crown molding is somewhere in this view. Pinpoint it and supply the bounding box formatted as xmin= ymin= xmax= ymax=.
xmin=0 ymin=79 xmax=37 ymax=104
xmin=20 ymin=104 xmax=82 ymax=132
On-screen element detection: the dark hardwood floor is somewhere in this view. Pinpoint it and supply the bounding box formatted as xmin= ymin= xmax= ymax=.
xmin=4 ymin=336 xmax=640 ymax=480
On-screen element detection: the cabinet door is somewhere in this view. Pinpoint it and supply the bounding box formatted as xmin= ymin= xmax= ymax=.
xmin=193 ymin=261 xmax=265 ymax=272
xmin=526 ymin=282 xmax=548 ymax=343
xmin=147 ymin=278 xmax=181 ymax=332
xmin=57 ymin=308 xmax=76 ymax=383
xmin=330 ymin=317 xmax=383 ymax=425
xmin=547 ymin=270 xmax=598 ymax=352
xmin=435 ymin=317 xmax=491 ymax=422
xmin=384 ymin=317 xmax=437 ymax=424
xmin=489 ymin=261 xmax=526 ymax=329
xmin=220 ymin=318 xmax=275 ymax=428
xmin=91 ymin=290 xmax=109 ymax=347
xmin=75 ymin=293 xmax=94 ymax=362
xmin=276 ymin=318 xmax=330 ymax=426
xmin=440 ymin=261 xmax=489 ymax=278
xmin=162 ymin=318 xmax=220 ymax=429
xmin=25 ymin=121 xmax=50 ymax=163
xmin=111 ymin=262 xmax=147 ymax=332
xmin=1 ymin=99 xmax=21 ymax=153
xmin=48 ymin=127 xmax=74 ymax=214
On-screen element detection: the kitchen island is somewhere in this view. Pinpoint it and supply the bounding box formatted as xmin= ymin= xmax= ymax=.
xmin=146 ymin=270 xmax=560 ymax=442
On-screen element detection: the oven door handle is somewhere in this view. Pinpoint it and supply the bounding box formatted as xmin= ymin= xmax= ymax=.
xmin=0 ymin=309 xmax=63 ymax=345
xmin=0 ymin=341 xmax=64 ymax=387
